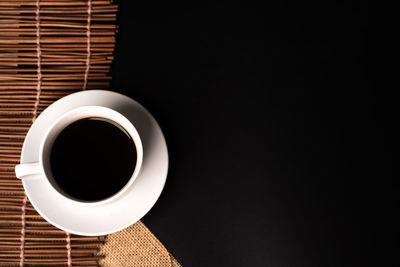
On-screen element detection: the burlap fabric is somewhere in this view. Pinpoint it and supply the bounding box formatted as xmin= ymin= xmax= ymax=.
xmin=99 ymin=221 xmax=181 ymax=267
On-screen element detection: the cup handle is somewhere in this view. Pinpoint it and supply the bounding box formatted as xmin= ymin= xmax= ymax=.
xmin=15 ymin=162 xmax=43 ymax=180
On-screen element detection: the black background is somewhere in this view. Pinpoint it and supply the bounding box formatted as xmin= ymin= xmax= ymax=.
xmin=111 ymin=1 xmax=392 ymax=266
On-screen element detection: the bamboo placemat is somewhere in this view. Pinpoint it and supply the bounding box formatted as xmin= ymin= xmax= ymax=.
xmin=0 ymin=1 xmax=180 ymax=266
xmin=0 ymin=0 xmax=115 ymax=266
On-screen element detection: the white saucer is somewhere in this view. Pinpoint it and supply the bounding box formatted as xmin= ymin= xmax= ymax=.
xmin=20 ymin=90 xmax=168 ymax=236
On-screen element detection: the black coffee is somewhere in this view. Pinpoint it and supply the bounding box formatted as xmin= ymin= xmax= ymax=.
xmin=50 ymin=117 xmax=137 ymax=201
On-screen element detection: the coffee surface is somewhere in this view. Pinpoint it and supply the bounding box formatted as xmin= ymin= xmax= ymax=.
xmin=50 ymin=117 xmax=137 ymax=201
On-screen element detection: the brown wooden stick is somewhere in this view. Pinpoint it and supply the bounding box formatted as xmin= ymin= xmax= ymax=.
xmin=0 ymin=6 xmax=117 ymax=14
xmin=0 ymin=236 xmax=102 ymax=242
xmin=0 ymin=1 xmax=112 ymax=6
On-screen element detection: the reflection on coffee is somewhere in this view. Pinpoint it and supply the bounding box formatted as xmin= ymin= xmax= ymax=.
xmin=50 ymin=117 xmax=137 ymax=201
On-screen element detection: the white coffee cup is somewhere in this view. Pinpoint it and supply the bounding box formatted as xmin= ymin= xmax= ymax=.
xmin=14 ymin=90 xmax=168 ymax=235
xmin=15 ymin=106 xmax=143 ymax=205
